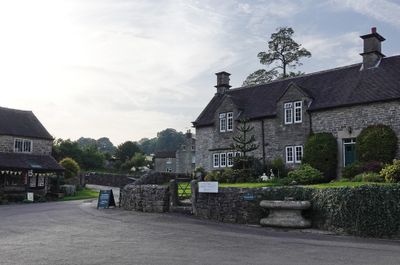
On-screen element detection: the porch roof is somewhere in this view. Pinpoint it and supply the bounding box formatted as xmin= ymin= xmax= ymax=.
xmin=0 ymin=153 xmax=64 ymax=172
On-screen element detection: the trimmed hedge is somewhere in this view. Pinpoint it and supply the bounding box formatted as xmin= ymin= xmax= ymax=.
xmin=259 ymin=185 xmax=400 ymax=237
xmin=356 ymin=124 xmax=397 ymax=163
xmin=303 ymin=133 xmax=337 ymax=181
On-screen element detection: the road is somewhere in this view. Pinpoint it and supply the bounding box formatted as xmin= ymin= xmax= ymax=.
xmin=0 ymin=200 xmax=399 ymax=265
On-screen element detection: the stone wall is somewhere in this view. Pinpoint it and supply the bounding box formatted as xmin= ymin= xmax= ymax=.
xmin=175 ymin=134 xmax=196 ymax=174
xmin=83 ymin=172 xmax=136 ymax=187
xmin=0 ymin=135 xmax=52 ymax=155
xmin=120 ymin=184 xmax=169 ymax=213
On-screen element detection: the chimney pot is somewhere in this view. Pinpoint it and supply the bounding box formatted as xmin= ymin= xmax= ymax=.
xmin=371 ymin=27 xmax=376 ymax=33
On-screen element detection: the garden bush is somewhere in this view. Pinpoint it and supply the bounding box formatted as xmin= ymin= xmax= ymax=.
xmin=287 ymin=164 xmax=324 ymax=184
xmin=60 ymin=157 xmax=80 ymax=179
xmin=342 ymin=161 xmax=384 ymax=180
xmin=356 ymin=124 xmax=397 ymax=163
xmin=303 ymin=132 xmax=337 ymax=181
xmin=353 ymin=172 xmax=384 ymax=183
xmin=380 ymin=160 xmax=400 ymax=183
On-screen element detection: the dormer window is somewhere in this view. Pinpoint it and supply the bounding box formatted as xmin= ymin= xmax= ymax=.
xmin=284 ymin=101 xmax=302 ymax=124
xmin=14 ymin=138 xmax=32 ymax=153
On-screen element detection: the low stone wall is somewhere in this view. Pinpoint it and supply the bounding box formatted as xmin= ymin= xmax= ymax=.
xmin=83 ymin=172 xmax=137 ymax=187
xmin=134 ymin=171 xmax=190 ymax=185
xmin=193 ymin=187 xmax=266 ymax=224
xmin=120 ymin=184 xmax=169 ymax=213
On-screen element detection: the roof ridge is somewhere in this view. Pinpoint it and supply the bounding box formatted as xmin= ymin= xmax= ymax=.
xmin=0 ymin=106 xmax=32 ymax=113
xmin=229 ymin=54 xmax=400 ymax=91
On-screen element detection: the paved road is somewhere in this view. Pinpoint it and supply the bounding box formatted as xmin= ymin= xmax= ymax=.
xmin=0 ymin=201 xmax=399 ymax=265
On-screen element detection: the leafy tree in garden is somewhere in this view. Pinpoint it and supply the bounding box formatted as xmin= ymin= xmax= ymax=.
xmin=120 ymin=152 xmax=148 ymax=171
xmin=60 ymin=157 xmax=80 ymax=179
xmin=76 ymin=137 xmax=97 ymax=149
xmin=138 ymin=137 xmax=157 ymax=155
xmin=243 ymin=27 xmax=311 ymax=86
xmin=115 ymin=141 xmax=142 ymax=162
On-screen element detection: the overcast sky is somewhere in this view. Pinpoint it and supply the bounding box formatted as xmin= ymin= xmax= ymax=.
xmin=0 ymin=0 xmax=399 ymax=145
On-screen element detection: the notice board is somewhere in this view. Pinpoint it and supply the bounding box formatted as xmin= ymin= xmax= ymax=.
xmin=97 ymin=189 xmax=116 ymax=209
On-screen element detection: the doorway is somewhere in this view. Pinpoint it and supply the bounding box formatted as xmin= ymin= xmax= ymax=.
xmin=343 ymin=138 xmax=356 ymax=166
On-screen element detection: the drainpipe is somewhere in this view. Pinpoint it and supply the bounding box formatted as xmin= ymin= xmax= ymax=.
xmin=261 ymin=119 xmax=266 ymax=167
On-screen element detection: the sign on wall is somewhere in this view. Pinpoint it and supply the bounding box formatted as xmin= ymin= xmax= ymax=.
xmin=27 ymin=192 xmax=34 ymax=202
xmin=198 ymin=181 xmax=218 ymax=193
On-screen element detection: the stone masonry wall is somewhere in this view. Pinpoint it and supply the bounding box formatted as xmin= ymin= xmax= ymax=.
xmin=83 ymin=172 xmax=136 ymax=187
xmin=121 ymin=184 xmax=169 ymax=213
xmin=0 ymin=135 xmax=52 ymax=155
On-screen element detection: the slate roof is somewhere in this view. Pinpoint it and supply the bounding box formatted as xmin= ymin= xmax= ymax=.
xmin=154 ymin=151 xmax=176 ymax=158
xmin=193 ymin=55 xmax=400 ymax=127
xmin=0 ymin=153 xmax=64 ymax=171
xmin=0 ymin=107 xmax=53 ymax=140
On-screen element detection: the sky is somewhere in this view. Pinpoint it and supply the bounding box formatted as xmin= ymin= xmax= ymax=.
xmin=0 ymin=0 xmax=399 ymax=145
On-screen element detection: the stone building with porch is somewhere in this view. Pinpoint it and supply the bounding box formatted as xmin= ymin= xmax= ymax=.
xmin=0 ymin=106 xmax=63 ymax=201
xmin=193 ymin=28 xmax=400 ymax=175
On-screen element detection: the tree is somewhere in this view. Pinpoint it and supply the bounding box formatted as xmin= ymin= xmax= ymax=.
xmin=155 ymin=128 xmax=185 ymax=152
xmin=80 ymin=145 xmax=105 ymax=170
xmin=115 ymin=141 xmax=142 ymax=162
xmin=243 ymin=27 xmax=311 ymax=86
xmin=97 ymin=137 xmax=116 ymax=154
xmin=138 ymin=137 xmax=157 ymax=155
xmin=60 ymin=157 xmax=80 ymax=179
xmin=231 ymin=119 xmax=259 ymax=157
xmin=76 ymin=137 xmax=97 ymax=149
xmin=52 ymin=139 xmax=82 ymax=164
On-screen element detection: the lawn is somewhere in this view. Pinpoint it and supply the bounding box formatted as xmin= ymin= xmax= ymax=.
xmin=178 ymin=180 xmax=386 ymax=191
xmin=61 ymin=188 xmax=99 ymax=201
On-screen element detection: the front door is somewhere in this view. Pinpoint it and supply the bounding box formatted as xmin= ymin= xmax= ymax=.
xmin=343 ymin=138 xmax=356 ymax=166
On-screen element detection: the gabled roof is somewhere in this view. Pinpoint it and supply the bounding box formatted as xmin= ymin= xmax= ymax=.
xmin=193 ymin=55 xmax=400 ymax=127
xmin=0 ymin=107 xmax=53 ymax=140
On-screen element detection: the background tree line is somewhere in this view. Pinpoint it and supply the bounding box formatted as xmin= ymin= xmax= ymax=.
xmin=53 ymin=128 xmax=186 ymax=172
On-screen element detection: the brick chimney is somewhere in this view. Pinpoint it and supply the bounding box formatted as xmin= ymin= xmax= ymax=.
xmin=360 ymin=27 xmax=385 ymax=69
xmin=215 ymin=71 xmax=231 ymax=94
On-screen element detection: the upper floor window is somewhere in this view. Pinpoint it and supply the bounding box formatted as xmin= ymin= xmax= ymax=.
xmin=219 ymin=113 xmax=226 ymax=132
xmin=294 ymin=101 xmax=302 ymax=123
xmin=284 ymin=101 xmax=302 ymax=124
xmin=227 ymin=112 xmax=233 ymax=131
xmin=14 ymin=138 xmax=32 ymax=153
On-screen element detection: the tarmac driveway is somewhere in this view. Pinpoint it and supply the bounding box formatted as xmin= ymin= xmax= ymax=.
xmin=0 ymin=200 xmax=399 ymax=265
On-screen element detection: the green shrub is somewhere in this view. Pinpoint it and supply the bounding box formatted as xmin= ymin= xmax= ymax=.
xmin=342 ymin=162 xmax=363 ymax=179
xmin=380 ymin=160 xmax=400 ymax=183
xmin=204 ymin=171 xmax=220 ymax=181
xmin=266 ymin=158 xmax=289 ymax=178
xmin=60 ymin=157 xmax=80 ymax=179
xmin=356 ymin=124 xmax=397 ymax=163
xmin=354 ymin=172 xmax=384 ymax=182
xmin=287 ymin=164 xmax=324 ymax=184
xmin=303 ymin=132 xmax=337 ymax=180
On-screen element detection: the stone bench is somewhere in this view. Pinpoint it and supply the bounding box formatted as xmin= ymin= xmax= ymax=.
xmin=259 ymin=200 xmax=311 ymax=228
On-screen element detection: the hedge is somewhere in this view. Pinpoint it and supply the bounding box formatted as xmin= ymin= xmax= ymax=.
xmin=259 ymin=185 xmax=400 ymax=237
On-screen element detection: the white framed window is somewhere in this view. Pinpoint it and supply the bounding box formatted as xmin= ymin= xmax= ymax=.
xmin=235 ymin=151 xmax=242 ymax=157
xmin=294 ymin=101 xmax=302 ymax=123
xmin=220 ymin=153 xmax=227 ymax=167
xmin=284 ymin=103 xmax=293 ymax=124
xmin=213 ymin=153 xmax=220 ymax=168
xmin=182 ymin=145 xmax=186 ymax=151
xmin=295 ymin=145 xmax=303 ymax=163
xmin=14 ymin=139 xmax=32 ymax=153
xmin=191 ymin=145 xmax=195 ymax=151
xmin=166 ymin=167 xmax=172 ymax=173
xmin=219 ymin=113 xmax=226 ymax=132
xmin=227 ymin=152 xmax=234 ymax=167
xmin=227 ymin=112 xmax=233 ymax=131
xmin=285 ymin=146 xmax=294 ymax=163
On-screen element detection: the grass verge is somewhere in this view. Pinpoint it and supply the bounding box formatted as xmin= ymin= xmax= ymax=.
xmin=60 ymin=188 xmax=99 ymax=201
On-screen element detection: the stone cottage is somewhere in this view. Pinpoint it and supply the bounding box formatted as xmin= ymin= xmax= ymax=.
xmin=193 ymin=28 xmax=400 ymax=174
xmin=0 ymin=106 xmax=64 ymax=198
xmin=154 ymin=131 xmax=196 ymax=174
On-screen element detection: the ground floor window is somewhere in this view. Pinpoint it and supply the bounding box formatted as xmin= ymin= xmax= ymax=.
xmin=286 ymin=145 xmax=303 ymax=164
xmin=213 ymin=151 xmax=240 ymax=168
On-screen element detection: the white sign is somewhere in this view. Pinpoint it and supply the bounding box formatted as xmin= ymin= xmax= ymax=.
xmin=198 ymin=181 xmax=219 ymax=193
xmin=27 ymin=192 xmax=34 ymax=202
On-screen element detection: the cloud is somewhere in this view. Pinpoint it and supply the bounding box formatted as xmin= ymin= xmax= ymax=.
xmin=331 ymin=0 xmax=400 ymax=28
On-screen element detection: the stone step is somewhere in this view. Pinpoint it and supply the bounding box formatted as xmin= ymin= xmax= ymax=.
xmin=170 ymin=205 xmax=192 ymax=215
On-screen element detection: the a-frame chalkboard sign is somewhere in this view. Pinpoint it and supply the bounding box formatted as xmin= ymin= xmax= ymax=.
xmin=97 ymin=189 xmax=116 ymax=209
